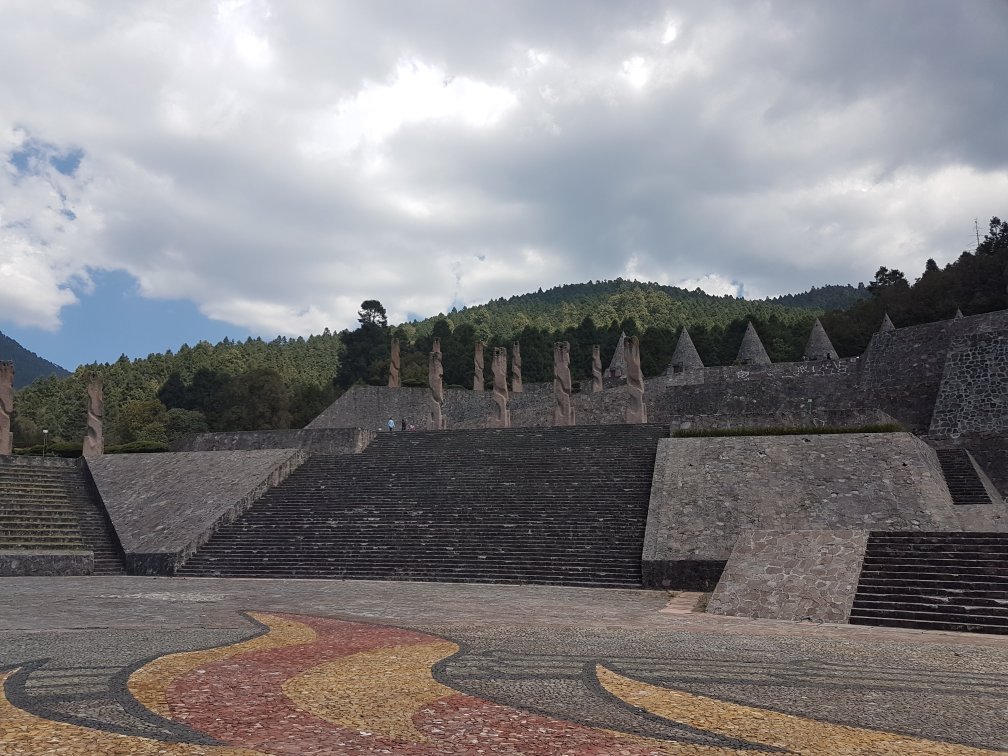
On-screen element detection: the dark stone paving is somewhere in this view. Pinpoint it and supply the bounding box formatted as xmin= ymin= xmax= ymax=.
xmin=1 ymin=577 xmax=1006 ymax=753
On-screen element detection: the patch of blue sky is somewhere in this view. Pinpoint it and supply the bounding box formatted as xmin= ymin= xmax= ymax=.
xmin=2 ymin=270 xmax=252 ymax=371
xmin=8 ymin=137 xmax=83 ymax=177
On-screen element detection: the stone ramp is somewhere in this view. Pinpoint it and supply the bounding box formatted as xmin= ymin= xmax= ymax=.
xmin=177 ymin=424 xmax=669 ymax=587
xmin=0 ymin=459 xmax=124 ymax=575
xmin=849 ymin=532 xmax=1008 ymax=635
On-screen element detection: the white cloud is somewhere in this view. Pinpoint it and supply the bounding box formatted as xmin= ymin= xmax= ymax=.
xmin=0 ymin=0 xmax=1005 ymax=345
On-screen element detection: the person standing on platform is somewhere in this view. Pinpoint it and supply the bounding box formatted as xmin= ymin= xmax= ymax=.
xmin=387 ymin=417 xmax=396 ymax=432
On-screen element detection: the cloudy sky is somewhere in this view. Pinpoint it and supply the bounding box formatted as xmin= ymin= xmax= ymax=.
xmin=2 ymin=0 xmax=1006 ymax=369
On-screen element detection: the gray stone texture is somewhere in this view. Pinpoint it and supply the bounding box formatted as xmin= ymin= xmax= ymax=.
xmin=929 ymin=330 xmax=1007 ymax=438
xmin=880 ymin=313 xmax=896 ymax=332
xmin=388 ymin=338 xmax=400 ymax=388
xmin=83 ymin=374 xmax=104 ymax=458
xmin=707 ymin=529 xmax=868 ymax=624
xmin=624 ymin=336 xmax=647 ymax=423
xmin=0 ymin=550 xmax=93 ymax=576
xmin=591 ymin=345 xmax=603 ymax=392
xmin=473 ymin=341 xmax=485 ymax=392
xmin=511 ymin=342 xmax=523 ymax=393
xmin=605 ymin=332 xmax=627 ymax=378
xmin=172 ymin=427 xmax=375 ymax=454
xmin=0 ymin=360 xmax=12 ymax=455
xmin=642 ymin=433 xmax=1007 ymax=578
xmin=87 ymin=449 xmax=306 ymax=574
xmin=665 ymin=327 xmax=703 ymax=375
xmin=736 ymin=321 xmax=771 ymax=365
xmin=804 ymin=318 xmax=838 ymax=361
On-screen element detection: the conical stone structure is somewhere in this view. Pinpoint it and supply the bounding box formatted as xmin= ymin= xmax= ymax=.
xmin=666 ymin=327 xmax=704 ymax=374
xmin=879 ymin=313 xmax=896 ymax=333
xmin=803 ymin=319 xmax=838 ymax=361
xmin=735 ymin=322 xmax=771 ymax=365
xmin=955 ymin=307 xmax=964 ymax=319
xmin=605 ymin=332 xmax=627 ymax=378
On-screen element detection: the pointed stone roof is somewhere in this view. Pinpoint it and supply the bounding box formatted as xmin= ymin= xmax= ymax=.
xmin=666 ymin=327 xmax=704 ymax=374
xmin=605 ymin=332 xmax=627 ymax=377
xmin=955 ymin=307 xmax=964 ymax=319
xmin=803 ymin=319 xmax=838 ymax=361
xmin=879 ymin=313 xmax=896 ymax=333
xmin=735 ymin=322 xmax=771 ymax=365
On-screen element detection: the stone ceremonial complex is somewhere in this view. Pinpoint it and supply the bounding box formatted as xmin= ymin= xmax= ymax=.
xmin=1 ymin=308 xmax=1007 ymax=753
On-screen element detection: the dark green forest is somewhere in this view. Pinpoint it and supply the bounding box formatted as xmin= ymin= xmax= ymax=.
xmin=10 ymin=217 xmax=1006 ymax=450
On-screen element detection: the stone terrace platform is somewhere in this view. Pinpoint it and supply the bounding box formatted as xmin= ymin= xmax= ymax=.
xmin=1 ymin=576 xmax=1005 ymax=754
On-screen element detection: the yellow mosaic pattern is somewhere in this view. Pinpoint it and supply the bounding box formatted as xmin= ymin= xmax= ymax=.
xmin=282 ymin=640 xmax=460 ymax=743
xmin=127 ymin=612 xmax=316 ymax=718
xmin=596 ymin=665 xmax=1001 ymax=755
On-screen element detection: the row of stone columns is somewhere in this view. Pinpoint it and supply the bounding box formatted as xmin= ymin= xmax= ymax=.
xmin=0 ymin=363 xmax=104 ymax=457
xmin=396 ymin=336 xmax=647 ymax=430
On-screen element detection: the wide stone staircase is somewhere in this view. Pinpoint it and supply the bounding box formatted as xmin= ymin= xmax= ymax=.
xmin=849 ymin=532 xmax=1008 ymax=635
xmin=176 ymin=424 xmax=669 ymax=587
xmin=0 ymin=460 xmax=125 ymax=575
xmin=935 ymin=448 xmax=993 ymax=505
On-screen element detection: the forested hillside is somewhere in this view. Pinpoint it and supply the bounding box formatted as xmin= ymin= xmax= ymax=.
xmin=0 ymin=331 xmax=69 ymax=388
xmin=10 ymin=216 xmax=1005 ymax=450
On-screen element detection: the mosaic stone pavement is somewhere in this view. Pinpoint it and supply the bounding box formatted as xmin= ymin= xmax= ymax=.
xmin=1 ymin=578 xmax=1006 ymax=754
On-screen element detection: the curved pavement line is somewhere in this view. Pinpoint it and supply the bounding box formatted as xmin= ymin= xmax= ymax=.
xmin=0 ymin=668 xmax=262 ymax=756
xmin=596 ymin=664 xmax=1002 ymax=755
xmin=127 ymin=612 xmax=316 ymax=719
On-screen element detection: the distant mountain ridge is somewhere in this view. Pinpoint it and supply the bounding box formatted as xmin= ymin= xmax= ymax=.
xmin=0 ymin=330 xmax=70 ymax=388
xmin=403 ymin=279 xmax=868 ymax=339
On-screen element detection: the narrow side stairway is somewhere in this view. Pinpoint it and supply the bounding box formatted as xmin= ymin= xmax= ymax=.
xmin=849 ymin=532 xmax=1008 ymax=635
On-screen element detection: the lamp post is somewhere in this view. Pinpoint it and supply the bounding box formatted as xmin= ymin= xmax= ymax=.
xmin=42 ymin=429 xmax=48 ymax=458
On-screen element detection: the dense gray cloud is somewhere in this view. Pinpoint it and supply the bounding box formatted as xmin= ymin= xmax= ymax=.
xmin=1 ymin=0 xmax=1006 ymax=335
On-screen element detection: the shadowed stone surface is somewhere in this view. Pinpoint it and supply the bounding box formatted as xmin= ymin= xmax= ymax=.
xmin=388 ymin=338 xmax=400 ymax=388
xmin=490 ymin=346 xmax=510 ymax=428
xmin=591 ymin=344 xmax=602 ymax=392
xmin=173 ymin=427 xmax=375 ymax=454
xmin=708 ymin=529 xmax=868 ymax=623
xmin=87 ymin=449 xmax=306 ymax=574
xmin=804 ymin=319 xmax=839 ymax=361
xmin=880 ymin=313 xmax=896 ymax=332
xmin=552 ymin=341 xmax=574 ymax=426
xmin=472 ymin=341 xmax=485 ymax=392
xmin=0 ymin=361 xmax=12 ymax=455
xmin=605 ymin=332 xmax=626 ymax=378
xmin=642 ymin=433 xmax=1008 ymax=589
xmin=511 ymin=341 xmax=522 ymax=393
xmin=665 ymin=326 xmax=704 ymax=375
xmin=0 ymin=549 xmax=93 ymax=576
xmin=930 ymin=330 xmax=1008 ymax=438
xmin=736 ymin=321 xmax=771 ymax=365
xmin=624 ymin=335 xmax=647 ymax=423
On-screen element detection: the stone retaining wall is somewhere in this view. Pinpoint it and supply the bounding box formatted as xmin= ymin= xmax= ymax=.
xmin=706 ymin=530 xmax=868 ymax=624
xmin=0 ymin=550 xmax=93 ymax=576
xmin=87 ymin=449 xmax=306 ymax=575
xmin=173 ymin=427 xmax=376 ymax=454
xmin=641 ymin=432 xmax=1006 ymax=590
xmin=930 ymin=330 xmax=1008 ymax=439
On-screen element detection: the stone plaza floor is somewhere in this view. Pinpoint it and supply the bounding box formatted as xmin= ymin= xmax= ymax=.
xmin=0 ymin=576 xmax=1005 ymax=754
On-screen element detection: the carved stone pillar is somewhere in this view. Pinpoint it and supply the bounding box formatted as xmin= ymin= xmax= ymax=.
xmin=428 ymin=340 xmax=445 ymax=430
xmin=0 ymin=361 xmax=13 ymax=455
xmin=624 ymin=336 xmax=647 ymax=424
xmin=490 ymin=347 xmax=511 ymax=428
xmin=511 ymin=342 xmax=523 ymax=393
xmin=388 ymin=338 xmax=401 ymax=388
xmin=473 ymin=341 xmax=485 ymax=392
xmin=591 ymin=345 xmax=603 ymax=393
xmin=83 ymin=374 xmax=105 ymax=457
xmin=552 ymin=341 xmax=575 ymax=427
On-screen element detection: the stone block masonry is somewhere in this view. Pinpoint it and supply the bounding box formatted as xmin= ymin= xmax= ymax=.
xmin=707 ymin=530 xmax=868 ymax=624
xmin=87 ymin=449 xmax=306 ymax=574
xmin=641 ymin=432 xmax=1007 ymax=590
xmin=173 ymin=427 xmax=375 ymax=454
xmin=0 ymin=550 xmax=93 ymax=576
xmin=930 ymin=330 xmax=1008 ymax=438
